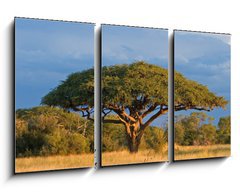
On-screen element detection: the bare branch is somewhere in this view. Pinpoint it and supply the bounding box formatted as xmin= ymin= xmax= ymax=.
xmin=117 ymin=115 xmax=127 ymax=125
xmin=82 ymin=109 xmax=94 ymax=121
xmin=138 ymin=105 xmax=168 ymax=140
xmin=175 ymin=105 xmax=210 ymax=112
xmin=142 ymin=104 xmax=157 ymax=118
xmin=102 ymin=109 xmax=112 ymax=118
xmin=102 ymin=119 xmax=123 ymax=124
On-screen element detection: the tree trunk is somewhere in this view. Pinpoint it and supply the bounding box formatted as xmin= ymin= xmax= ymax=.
xmin=113 ymin=107 xmax=167 ymax=153
xmin=125 ymin=123 xmax=141 ymax=153
xmin=128 ymin=136 xmax=140 ymax=153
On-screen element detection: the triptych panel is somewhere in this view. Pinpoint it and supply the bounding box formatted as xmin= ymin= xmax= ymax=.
xmin=174 ymin=31 xmax=231 ymax=161
xmin=15 ymin=18 xmax=95 ymax=173
xmin=101 ymin=25 xmax=169 ymax=166
xmin=15 ymin=18 xmax=231 ymax=173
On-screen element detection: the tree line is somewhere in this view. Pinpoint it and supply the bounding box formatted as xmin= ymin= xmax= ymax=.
xmin=175 ymin=112 xmax=230 ymax=146
xmin=16 ymin=107 xmax=230 ymax=157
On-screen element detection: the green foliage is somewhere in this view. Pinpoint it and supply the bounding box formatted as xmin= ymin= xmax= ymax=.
xmin=175 ymin=71 xmax=228 ymax=110
xmin=16 ymin=129 xmax=46 ymax=156
xmin=102 ymin=115 xmax=167 ymax=152
xmin=16 ymin=119 xmax=28 ymax=138
xmin=175 ymin=122 xmax=185 ymax=145
xmin=102 ymin=121 xmax=127 ymax=152
xmin=175 ymin=112 xmax=209 ymax=145
xmin=218 ymin=116 xmax=231 ymax=131
xmin=143 ymin=126 xmax=167 ymax=153
xmin=175 ymin=112 xmax=230 ymax=146
xmin=217 ymin=116 xmax=231 ymax=144
xmin=41 ymin=68 xmax=94 ymax=109
xmin=42 ymin=61 xmax=227 ymax=114
xmin=16 ymin=106 xmax=93 ymax=157
xmin=43 ymin=128 xmax=69 ymax=155
xmin=102 ymin=61 xmax=168 ymax=107
xmin=41 ymin=61 xmax=228 ymax=153
xmin=199 ymin=124 xmax=217 ymax=145
xmin=102 ymin=115 xmax=129 ymax=152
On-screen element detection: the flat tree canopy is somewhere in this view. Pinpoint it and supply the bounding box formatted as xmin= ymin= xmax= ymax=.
xmin=174 ymin=71 xmax=227 ymax=111
xmin=42 ymin=68 xmax=94 ymax=119
xmin=42 ymin=61 xmax=228 ymax=152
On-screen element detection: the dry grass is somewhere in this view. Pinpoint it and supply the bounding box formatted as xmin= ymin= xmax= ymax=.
xmin=174 ymin=144 xmax=231 ymax=161
xmin=102 ymin=147 xmax=168 ymax=166
xmin=15 ymin=154 xmax=94 ymax=173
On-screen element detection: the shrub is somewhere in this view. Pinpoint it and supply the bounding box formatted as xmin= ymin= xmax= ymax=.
xmin=102 ymin=120 xmax=127 ymax=152
xmin=143 ymin=126 xmax=167 ymax=153
xmin=16 ymin=106 xmax=93 ymax=157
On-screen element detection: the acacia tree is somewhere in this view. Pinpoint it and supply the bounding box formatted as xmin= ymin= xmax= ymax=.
xmin=42 ymin=61 xmax=227 ymax=153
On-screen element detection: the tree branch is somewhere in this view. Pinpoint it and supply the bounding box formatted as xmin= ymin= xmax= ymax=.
xmin=103 ymin=104 xmax=121 ymax=111
xmin=120 ymin=111 xmax=137 ymax=123
xmin=86 ymin=110 xmax=94 ymax=121
xmin=144 ymin=108 xmax=167 ymax=129
xmin=175 ymin=105 xmax=210 ymax=112
xmin=102 ymin=109 xmax=112 ymax=118
xmin=137 ymin=106 xmax=168 ymax=140
xmin=142 ymin=104 xmax=157 ymax=118
xmin=102 ymin=119 xmax=123 ymax=124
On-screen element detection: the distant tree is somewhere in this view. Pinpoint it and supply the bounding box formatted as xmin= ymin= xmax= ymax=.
xmin=175 ymin=112 xmax=217 ymax=146
xmin=218 ymin=116 xmax=231 ymax=131
xmin=42 ymin=61 xmax=227 ymax=153
xmin=217 ymin=116 xmax=231 ymax=144
xmin=199 ymin=124 xmax=217 ymax=145
xmin=175 ymin=123 xmax=185 ymax=145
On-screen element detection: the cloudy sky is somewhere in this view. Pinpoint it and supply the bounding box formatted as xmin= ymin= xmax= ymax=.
xmin=174 ymin=30 xmax=231 ymax=126
xmin=102 ymin=25 xmax=169 ymax=127
xmin=15 ymin=18 xmax=94 ymax=109
xmin=102 ymin=25 xmax=168 ymax=69
xmin=16 ymin=20 xmax=228 ymax=127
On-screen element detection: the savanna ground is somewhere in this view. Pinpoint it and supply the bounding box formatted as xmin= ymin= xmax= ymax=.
xmin=174 ymin=144 xmax=230 ymax=161
xmin=15 ymin=154 xmax=94 ymax=173
xmin=102 ymin=146 xmax=168 ymax=166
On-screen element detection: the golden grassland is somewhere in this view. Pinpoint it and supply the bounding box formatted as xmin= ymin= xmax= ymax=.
xmin=102 ymin=146 xmax=168 ymax=166
xmin=174 ymin=144 xmax=231 ymax=161
xmin=15 ymin=153 xmax=94 ymax=173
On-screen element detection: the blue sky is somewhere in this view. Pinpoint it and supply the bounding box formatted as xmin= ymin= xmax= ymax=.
xmin=102 ymin=25 xmax=168 ymax=69
xmin=15 ymin=18 xmax=94 ymax=109
xmin=174 ymin=31 xmax=231 ymax=126
xmin=102 ymin=25 xmax=168 ymax=128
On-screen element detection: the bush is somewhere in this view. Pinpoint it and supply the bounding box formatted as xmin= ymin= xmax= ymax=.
xmin=16 ymin=106 xmax=93 ymax=157
xmin=68 ymin=133 xmax=90 ymax=154
xmin=174 ymin=113 xmax=230 ymax=146
xmin=102 ymin=119 xmax=127 ymax=152
xmin=143 ymin=126 xmax=167 ymax=153
xmin=16 ymin=130 xmax=46 ymax=157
